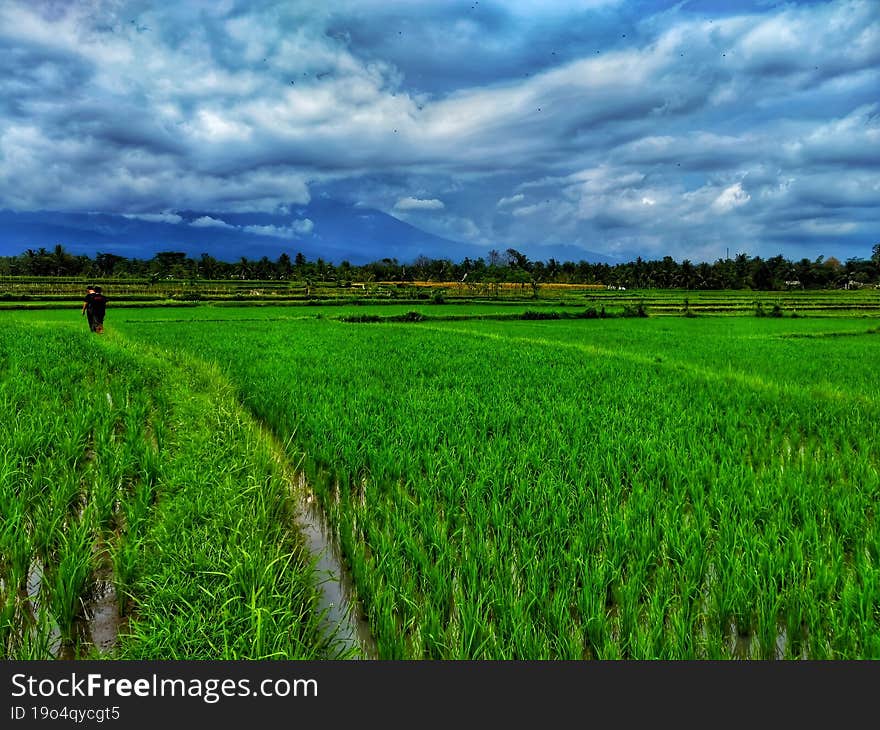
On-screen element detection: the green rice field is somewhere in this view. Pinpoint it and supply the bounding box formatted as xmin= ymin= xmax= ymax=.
xmin=2 ymin=298 xmax=878 ymax=659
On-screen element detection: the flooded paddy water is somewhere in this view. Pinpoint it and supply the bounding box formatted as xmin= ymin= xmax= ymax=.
xmin=55 ymin=578 xmax=126 ymax=660
xmin=297 ymin=479 xmax=377 ymax=659
xmin=11 ymin=484 xmax=372 ymax=660
xmin=264 ymin=425 xmax=378 ymax=659
xmin=16 ymin=552 xmax=127 ymax=659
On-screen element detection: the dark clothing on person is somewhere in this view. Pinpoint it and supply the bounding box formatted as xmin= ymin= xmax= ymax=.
xmin=84 ymin=291 xmax=108 ymax=333
xmin=84 ymin=301 xmax=95 ymax=331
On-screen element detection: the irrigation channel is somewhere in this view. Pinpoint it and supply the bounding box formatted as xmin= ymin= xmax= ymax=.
xmin=39 ymin=499 xmax=376 ymax=659
xmin=262 ymin=427 xmax=378 ymax=660
xmin=21 ymin=419 xmax=378 ymax=661
xmin=295 ymin=476 xmax=377 ymax=659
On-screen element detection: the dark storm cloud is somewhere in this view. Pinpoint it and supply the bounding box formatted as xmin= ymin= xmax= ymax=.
xmin=0 ymin=0 xmax=877 ymax=261
xmin=325 ymin=0 xmax=635 ymax=95
xmin=0 ymin=46 xmax=94 ymax=116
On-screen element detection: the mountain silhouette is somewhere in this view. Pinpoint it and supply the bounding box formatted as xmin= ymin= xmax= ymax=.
xmin=0 ymin=201 xmax=621 ymax=265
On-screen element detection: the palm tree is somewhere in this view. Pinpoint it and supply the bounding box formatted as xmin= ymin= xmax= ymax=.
xmin=51 ymin=244 xmax=73 ymax=276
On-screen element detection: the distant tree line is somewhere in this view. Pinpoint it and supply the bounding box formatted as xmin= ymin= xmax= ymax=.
xmin=2 ymin=244 xmax=879 ymax=290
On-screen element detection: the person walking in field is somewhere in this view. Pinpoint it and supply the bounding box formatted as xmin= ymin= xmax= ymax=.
xmin=82 ymin=285 xmax=108 ymax=333
xmin=82 ymin=286 xmax=96 ymax=331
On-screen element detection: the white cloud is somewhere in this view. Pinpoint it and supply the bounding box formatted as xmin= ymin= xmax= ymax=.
xmin=122 ymin=212 xmax=183 ymax=224
xmin=190 ymin=216 xmax=233 ymax=228
xmin=394 ymin=197 xmax=445 ymax=211
xmin=800 ymin=219 xmax=858 ymax=236
xmin=243 ymin=219 xmax=314 ymax=237
xmin=192 ymin=109 xmax=253 ymax=142
xmin=567 ymin=167 xmax=646 ymax=194
xmin=512 ymin=204 xmax=541 ymax=217
xmin=497 ymin=193 xmax=525 ymax=207
xmin=711 ymin=183 xmax=750 ymax=214
xmin=788 ymin=104 xmax=880 ymax=166
xmin=427 ymin=214 xmax=483 ymax=244
xmin=292 ymin=218 xmax=314 ymax=234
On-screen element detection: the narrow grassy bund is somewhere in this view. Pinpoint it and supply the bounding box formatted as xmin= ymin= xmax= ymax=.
xmin=2 ymin=296 xmax=878 ymax=659
xmin=0 ymin=321 xmax=349 ymax=659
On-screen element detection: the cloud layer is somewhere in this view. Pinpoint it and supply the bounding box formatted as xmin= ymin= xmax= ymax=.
xmin=0 ymin=0 xmax=877 ymax=261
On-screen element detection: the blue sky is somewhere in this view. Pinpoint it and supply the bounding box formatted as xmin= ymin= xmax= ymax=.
xmin=1 ymin=0 xmax=877 ymax=263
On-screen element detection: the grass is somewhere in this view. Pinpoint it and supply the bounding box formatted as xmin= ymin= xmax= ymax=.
xmin=2 ymin=299 xmax=878 ymax=659
xmin=106 ymin=308 xmax=880 ymax=659
xmin=0 ymin=319 xmax=350 ymax=659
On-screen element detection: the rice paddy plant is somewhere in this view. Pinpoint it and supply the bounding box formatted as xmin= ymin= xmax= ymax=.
xmin=782 ymin=591 xmax=809 ymax=660
xmin=30 ymin=499 xmax=67 ymax=566
xmin=88 ymin=476 xmax=118 ymax=534
xmin=118 ymin=310 xmax=878 ymax=658
xmin=0 ymin=509 xmax=31 ymax=593
xmin=1 ymin=320 xmax=340 ymax=660
xmin=666 ymin=597 xmax=699 ymax=659
xmin=12 ymin=600 xmax=57 ymax=660
xmin=0 ymin=584 xmax=16 ymax=653
xmin=109 ymin=536 xmax=141 ymax=615
xmin=43 ymin=514 xmax=96 ymax=644
xmin=7 ymin=307 xmax=875 ymax=659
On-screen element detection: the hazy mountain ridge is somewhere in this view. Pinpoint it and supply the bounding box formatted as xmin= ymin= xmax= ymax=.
xmin=0 ymin=202 xmax=622 ymax=265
